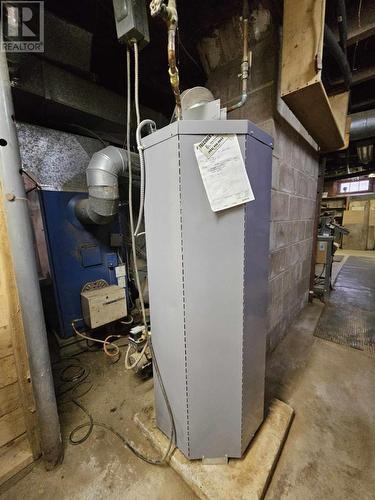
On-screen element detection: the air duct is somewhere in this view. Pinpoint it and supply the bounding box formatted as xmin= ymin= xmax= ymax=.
xmin=357 ymin=145 xmax=374 ymax=165
xmin=75 ymin=145 xmax=128 ymax=225
xmin=350 ymin=110 xmax=375 ymax=142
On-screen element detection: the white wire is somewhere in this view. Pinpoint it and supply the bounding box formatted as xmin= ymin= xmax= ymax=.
xmin=134 ymin=41 xmax=141 ymax=128
xmin=124 ymin=341 xmax=148 ymax=370
xmin=71 ymin=319 xmax=121 ymax=357
xmin=134 ymin=119 xmax=156 ymax=237
xmin=125 ymin=42 xmax=148 ymax=371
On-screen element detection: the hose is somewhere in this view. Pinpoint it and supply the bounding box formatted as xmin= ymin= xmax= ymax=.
xmin=134 ymin=119 xmax=156 ymax=237
xmin=324 ymin=24 xmax=352 ymax=90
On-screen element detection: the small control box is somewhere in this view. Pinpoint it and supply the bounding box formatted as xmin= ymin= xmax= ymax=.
xmin=81 ymin=285 xmax=127 ymax=328
xmin=112 ymin=0 xmax=150 ymax=48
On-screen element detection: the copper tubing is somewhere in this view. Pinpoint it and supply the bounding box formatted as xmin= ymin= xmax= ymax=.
xmin=167 ymin=22 xmax=182 ymax=119
xmin=150 ymin=0 xmax=182 ymax=119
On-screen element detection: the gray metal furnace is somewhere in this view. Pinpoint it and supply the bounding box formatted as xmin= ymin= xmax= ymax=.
xmin=143 ymin=120 xmax=273 ymax=459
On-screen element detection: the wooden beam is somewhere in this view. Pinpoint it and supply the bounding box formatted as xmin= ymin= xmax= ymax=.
xmin=352 ymin=66 xmax=375 ymax=86
xmin=346 ymin=1 xmax=375 ymax=45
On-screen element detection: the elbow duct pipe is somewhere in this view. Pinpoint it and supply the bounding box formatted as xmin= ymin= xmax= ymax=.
xmin=324 ymin=24 xmax=352 ymax=90
xmin=0 ymin=48 xmax=62 ymax=467
xmin=75 ymin=146 xmax=128 ymax=225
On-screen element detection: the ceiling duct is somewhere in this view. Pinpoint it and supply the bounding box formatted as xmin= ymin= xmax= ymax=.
xmin=350 ymin=110 xmax=375 ymax=141
xmin=357 ymin=144 xmax=374 ymax=164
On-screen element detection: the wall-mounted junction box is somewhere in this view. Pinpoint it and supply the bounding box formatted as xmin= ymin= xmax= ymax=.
xmin=81 ymin=285 xmax=127 ymax=328
xmin=113 ymin=0 xmax=149 ymax=48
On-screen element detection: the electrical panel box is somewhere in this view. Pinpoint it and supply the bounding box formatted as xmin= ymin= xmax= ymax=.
xmin=81 ymin=285 xmax=127 ymax=329
xmin=113 ymin=0 xmax=149 ymax=48
xmin=143 ymin=120 xmax=273 ymax=460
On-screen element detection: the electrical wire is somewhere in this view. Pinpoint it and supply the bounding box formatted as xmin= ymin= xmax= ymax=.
xmin=67 ymin=123 xmax=107 ymax=147
xmin=54 ymin=356 xmax=174 ymax=464
xmin=134 ymin=119 xmax=156 ymax=237
xmin=125 ymin=40 xmax=177 ymax=458
xmin=352 ymin=0 xmax=363 ymax=71
xmin=134 ymin=41 xmax=141 ymax=129
xmin=72 ymin=319 xmax=122 ymax=360
xmin=124 ymin=341 xmax=149 ymax=370
xmin=127 ymin=42 xmax=147 ymax=330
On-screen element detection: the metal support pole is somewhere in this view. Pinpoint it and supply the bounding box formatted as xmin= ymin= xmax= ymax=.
xmin=0 ymin=49 xmax=63 ymax=468
xmin=309 ymin=157 xmax=326 ymax=301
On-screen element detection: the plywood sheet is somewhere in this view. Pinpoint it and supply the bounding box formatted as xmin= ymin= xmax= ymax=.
xmin=0 ymin=325 xmax=12 ymax=359
xmin=0 ymin=434 xmax=33 ymax=487
xmin=283 ymin=83 xmax=347 ymax=152
xmin=343 ymin=210 xmax=365 ymax=225
xmin=369 ymin=200 xmax=375 ymax=227
xmin=281 ymin=0 xmax=349 ymax=152
xmin=0 ymin=407 xmax=26 ymax=448
xmin=0 ymin=383 xmax=20 ymax=418
xmin=0 ymin=181 xmax=40 ymax=460
xmin=135 ymin=399 xmax=294 ymax=500
xmin=0 ymin=355 xmax=17 ymax=390
xmin=281 ymin=0 xmax=325 ymax=94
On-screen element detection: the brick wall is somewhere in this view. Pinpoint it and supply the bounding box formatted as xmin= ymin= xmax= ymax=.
xmin=197 ymin=4 xmax=319 ymax=350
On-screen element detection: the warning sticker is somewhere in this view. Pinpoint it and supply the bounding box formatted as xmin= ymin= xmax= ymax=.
xmin=194 ymin=134 xmax=254 ymax=212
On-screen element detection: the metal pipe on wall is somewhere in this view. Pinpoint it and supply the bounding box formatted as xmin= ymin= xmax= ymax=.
xmin=227 ymin=0 xmax=250 ymax=113
xmin=0 ymin=49 xmax=63 ymax=468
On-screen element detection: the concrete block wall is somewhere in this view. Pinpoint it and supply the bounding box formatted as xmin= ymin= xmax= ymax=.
xmin=197 ymin=4 xmax=319 ymax=351
xmin=267 ymin=121 xmax=318 ymax=350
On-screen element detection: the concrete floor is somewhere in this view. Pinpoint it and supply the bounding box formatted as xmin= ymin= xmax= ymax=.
xmin=2 ymin=349 xmax=196 ymax=500
xmin=265 ymin=303 xmax=375 ymax=499
xmin=3 ymin=256 xmax=375 ymax=499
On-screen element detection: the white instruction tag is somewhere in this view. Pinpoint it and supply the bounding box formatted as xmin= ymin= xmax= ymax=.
xmin=194 ymin=134 xmax=254 ymax=212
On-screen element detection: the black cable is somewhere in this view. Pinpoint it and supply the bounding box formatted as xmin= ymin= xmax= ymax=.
xmin=314 ymin=264 xmax=326 ymax=283
xmin=67 ymin=123 xmax=107 ymax=147
xmin=54 ymin=350 xmax=175 ymax=465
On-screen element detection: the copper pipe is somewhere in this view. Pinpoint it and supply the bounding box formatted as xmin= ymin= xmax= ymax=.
xmin=150 ymin=0 xmax=182 ymax=119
